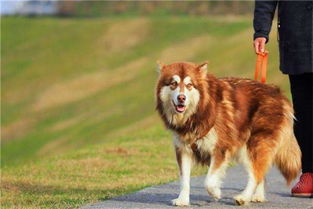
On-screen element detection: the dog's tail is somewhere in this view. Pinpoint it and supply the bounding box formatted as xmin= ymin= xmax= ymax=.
xmin=274 ymin=103 xmax=301 ymax=185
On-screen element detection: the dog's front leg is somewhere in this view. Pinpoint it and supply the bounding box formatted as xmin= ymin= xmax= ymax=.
xmin=172 ymin=147 xmax=192 ymax=206
xmin=205 ymin=154 xmax=229 ymax=201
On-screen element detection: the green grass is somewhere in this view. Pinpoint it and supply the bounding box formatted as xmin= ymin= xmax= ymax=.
xmin=1 ymin=125 xmax=172 ymax=208
xmin=1 ymin=16 xmax=288 ymax=208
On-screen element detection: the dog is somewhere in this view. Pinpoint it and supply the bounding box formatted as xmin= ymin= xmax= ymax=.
xmin=155 ymin=61 xmax=301 ymax=206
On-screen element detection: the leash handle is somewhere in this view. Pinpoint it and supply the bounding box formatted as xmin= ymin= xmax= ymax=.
xmin=254 ymin=51 xmax=269 ymax=83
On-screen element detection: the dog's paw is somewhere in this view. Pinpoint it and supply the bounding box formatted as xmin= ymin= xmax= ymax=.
xmin=251 ymin=194 xmax=266 ymax=203
xmin=171 ymin=198 xmax=189 ymax=206
xmin=206 ymin=186 xmax=221 ymax=200
xmin=233 ymin=194 xmax=250 ymax=206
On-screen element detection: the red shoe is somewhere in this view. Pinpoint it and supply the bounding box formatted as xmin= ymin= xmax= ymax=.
xmin=291 ymin=172 xmax=313 ymax=197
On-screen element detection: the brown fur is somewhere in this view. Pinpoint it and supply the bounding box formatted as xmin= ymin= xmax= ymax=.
xmin=156 ymin=62 xmax=301 ymax=185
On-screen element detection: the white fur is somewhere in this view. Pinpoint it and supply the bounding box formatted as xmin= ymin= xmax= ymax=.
xmin=172 ymin=133 xmax=193 ymax=155
xmin=234 ymin=145 xmax=259 ymax=205
xmin=199 ymin=63 xmax=208 ymax=72
xmin=159 ymin=77 xmax=200 ymax=126
xmin=172 ymin=134 xmax=192 ymax=206
xmin=204 ymin=158 xmax=227 ymax=200
xmin=205 ymin=151 xmax=229 ymax=200
xmin=172 ymin=153 xmax=192 ymax=206
xmin=195 ymin=128 xmax=218 ymax=156
xmin=159 ymin=86 xmax=173 ymax=115
xmin=173 ymin=75 xmax=181 ymax=83
xmin=234 ymin=173 xmax=257 ymax=205
xmin=183 ymin=76 xmax=191 ymax=85
xmin=252 ymin=180 xmax=266 ymax=202
xmin=172 ymin=86 xmax=183 ymax=106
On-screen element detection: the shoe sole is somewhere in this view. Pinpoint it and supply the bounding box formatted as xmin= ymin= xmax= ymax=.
xmin=292 ymin=193 xmax=313 ymax=198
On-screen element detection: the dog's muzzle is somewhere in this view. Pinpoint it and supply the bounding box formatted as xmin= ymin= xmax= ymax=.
xmin=173 ymin=94 xmax=186 ymax=113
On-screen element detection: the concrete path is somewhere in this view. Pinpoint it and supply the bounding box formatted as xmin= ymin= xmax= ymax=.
xmin=81 ymin=166 xmax=313 ymax=209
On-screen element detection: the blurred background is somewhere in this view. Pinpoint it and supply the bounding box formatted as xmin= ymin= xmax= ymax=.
xmin=1 ymin=1 xmax=287 ymax=208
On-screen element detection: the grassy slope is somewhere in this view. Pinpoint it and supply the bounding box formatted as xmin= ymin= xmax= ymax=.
xmin=1 ymin=16 xmax=287 ymax=208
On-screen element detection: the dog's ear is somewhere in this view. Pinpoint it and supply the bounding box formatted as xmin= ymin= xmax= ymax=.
xmin=197 ymin=61 xmax=209 ymax=73
xmin=156 ymin=60 xmax=165 ymax=73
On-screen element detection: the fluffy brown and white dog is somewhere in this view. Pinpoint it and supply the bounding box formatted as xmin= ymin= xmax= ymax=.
xmin=155 ymin=61 xmax=301 ymax=206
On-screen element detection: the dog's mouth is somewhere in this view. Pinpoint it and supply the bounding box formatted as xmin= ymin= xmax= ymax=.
xmin=173 ymin=101 xmax=186 ymax=113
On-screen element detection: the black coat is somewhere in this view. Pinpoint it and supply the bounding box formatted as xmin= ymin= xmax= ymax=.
xmin=254 ymin=0 xmax=313 ymax=75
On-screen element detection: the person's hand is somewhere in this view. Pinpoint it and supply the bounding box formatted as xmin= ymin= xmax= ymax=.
xmin=254 ymin=37 xmax=267 ymax=54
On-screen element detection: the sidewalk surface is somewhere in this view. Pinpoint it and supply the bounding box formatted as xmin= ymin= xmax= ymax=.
xmin=81 ymin=166 xmax=313 ymax=209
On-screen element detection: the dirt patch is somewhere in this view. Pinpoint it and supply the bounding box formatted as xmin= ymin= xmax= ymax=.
xmin=37 ymin=135 xmax=71 ymax=156
xmin=105 ymin=147 xmax=129 ymax=155
xmin=49 ymin=114 xmax=87 ymax=132
xmin=2 ymin=118 xmax=35 ymax=142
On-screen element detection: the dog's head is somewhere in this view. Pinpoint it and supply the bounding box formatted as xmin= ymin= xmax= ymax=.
xmin=156 ymin=61 xmax=208 ymax=126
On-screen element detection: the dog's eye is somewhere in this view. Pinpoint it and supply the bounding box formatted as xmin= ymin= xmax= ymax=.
xmin=186 ymin=83 xmax=193 ymax=89
xmin=170 ymin=81 xmax=178 ymax=87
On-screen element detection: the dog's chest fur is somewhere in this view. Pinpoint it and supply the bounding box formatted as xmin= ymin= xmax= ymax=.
xmin=174 ymin=128 xmax=218 ymax=164
xmin=193 ymin=128 xmax=218 ymax=155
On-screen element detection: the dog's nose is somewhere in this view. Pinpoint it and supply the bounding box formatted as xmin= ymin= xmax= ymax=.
xmin=177 ymin=94 xmax=186 ymax=103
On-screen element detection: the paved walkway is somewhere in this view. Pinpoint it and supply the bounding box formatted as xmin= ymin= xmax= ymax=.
xmin=81 ymin=166 xmax=313 ymax=209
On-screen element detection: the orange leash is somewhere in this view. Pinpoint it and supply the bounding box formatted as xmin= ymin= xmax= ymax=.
xmin=254 ymin=51 xmax=269 ymax=83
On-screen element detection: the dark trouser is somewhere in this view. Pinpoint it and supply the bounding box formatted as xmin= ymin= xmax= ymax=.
xmin=289 ymin=73 xmax=313 ymax=173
